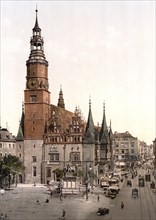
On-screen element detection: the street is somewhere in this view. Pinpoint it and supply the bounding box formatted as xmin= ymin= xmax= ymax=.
xmin=1 ymin=168 xmax=156 ymax=220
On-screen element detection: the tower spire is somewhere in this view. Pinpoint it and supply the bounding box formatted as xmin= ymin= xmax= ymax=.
xmin=83 ymin=97 xmax=95 ymax=144
xmin=34 ymin=6 xmax=40 ymax=30
xmin=99 ymin=102 xmax=109 ymax=144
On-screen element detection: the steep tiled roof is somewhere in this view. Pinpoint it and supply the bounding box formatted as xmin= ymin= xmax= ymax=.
xmin=0 ymin=128 xmax=16 ymax=142
xmin=83 ymin=101 xmax=95 ymax=144
xmin=114 ymin=131 xmax=136 ymax=139
xmin=99 ymin=104 xmax=109 ymax=144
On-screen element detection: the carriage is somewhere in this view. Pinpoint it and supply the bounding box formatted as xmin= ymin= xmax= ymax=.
xmin=97 ymin=208 xmax=109 ymax=216
xmin=132 ymin=188 xmax=138 ymax=198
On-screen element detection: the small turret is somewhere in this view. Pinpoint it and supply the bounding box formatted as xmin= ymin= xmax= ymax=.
xmin=57 ymin=85 xmax=65 ymax=109
xmin=16 ymin=102 xmax=24 ymax=140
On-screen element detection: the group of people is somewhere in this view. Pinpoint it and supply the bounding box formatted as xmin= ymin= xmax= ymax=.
xmin=36 ymin=200 xmax=66 ymax=219
xmin=0 ymin=213 xmax=9 ymax=220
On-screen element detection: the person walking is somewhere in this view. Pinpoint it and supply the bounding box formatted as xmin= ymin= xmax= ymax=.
xmin=0 ymin=213 xmax=4 ymax=220
xmin=97 ymin=195 xmax=100 ymax=202
xmin=62 ymin=209 xmax=66 ymax=219
xmin=36 ymin=200 xmax=40 ymax=205
xmin=121 ymin=201 xmax=124 ymax=209
xmin=60 ymin=192 xmax=63 ymax=201
xmin=45 ymin=198 xmax=49 ymax=203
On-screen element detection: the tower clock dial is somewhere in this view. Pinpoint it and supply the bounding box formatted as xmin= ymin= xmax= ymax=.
xmin=28 ymin=79 xmax=39 ymax=89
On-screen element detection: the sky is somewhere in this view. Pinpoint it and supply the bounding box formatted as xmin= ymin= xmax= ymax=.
xmin=0 ymin=0 xmax=155 ymax=145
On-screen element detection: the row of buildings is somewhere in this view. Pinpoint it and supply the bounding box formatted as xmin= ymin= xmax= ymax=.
xmin=0 ymin=126 xmax=154 ymax=184
xmin=1 ymin=10 xmax=155 ymax=186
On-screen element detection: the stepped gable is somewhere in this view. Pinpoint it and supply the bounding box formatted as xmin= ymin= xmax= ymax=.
xmin=45 ymin=104 xmax=85 ymax=139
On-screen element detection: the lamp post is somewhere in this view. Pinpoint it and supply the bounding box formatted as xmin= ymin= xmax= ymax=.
xmin=89 ymin=164 xmax=92 ymax=185
xmin=85 ymin=162 xmax=88 ymax=200
xmin=63 ymin=145 xmax=66 ymax=168
xmin=85 ymin=162 xmax=92 ymax=200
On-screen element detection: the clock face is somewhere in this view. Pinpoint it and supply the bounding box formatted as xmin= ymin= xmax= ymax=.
xmin=28 ymin=79 xmax=39 ymax=89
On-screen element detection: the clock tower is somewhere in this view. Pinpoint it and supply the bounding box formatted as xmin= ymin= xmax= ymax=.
xmin=24 ymin=9 xmax=50 ymax=139
xmin=24 ymin=9 xmax=51 ymax=183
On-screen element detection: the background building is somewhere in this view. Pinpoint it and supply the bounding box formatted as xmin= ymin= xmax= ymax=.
xmin=0 ymin=127 xmax=16 ymax=159
xmin=113 ymin=131 xmax=138 ymax=169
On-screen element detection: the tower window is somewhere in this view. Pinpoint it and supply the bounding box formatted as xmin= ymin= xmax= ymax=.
xmin=30 ymin=95 xmax=37 ymax=102
xmin=32 ymin=156 xmax=37 ymax=162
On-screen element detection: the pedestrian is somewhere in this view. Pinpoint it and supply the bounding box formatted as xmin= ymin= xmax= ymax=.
xmin=4 ymin=214 xmax=9 ymax=220
xmin=97 ymin=195 xmax=100 ymax=202
xmin=60 ymin=193 xmax=62 ymax=201
xmin=50 ymin=191 xmax=53 ymax=196
xmin=45 ymin=198 xmax=49 ymax=203
xmin=62 ymin=209 xmax=66 ymax=219
xmin=0 ymin=213 xmax=4 ymax=220
xmin=121 ymin=202 xmax=124 ymax=209
xmin=0 ymin=213 xmax=3 ymax=220
xmin=36 ymin=200 xmax=40 ymax=205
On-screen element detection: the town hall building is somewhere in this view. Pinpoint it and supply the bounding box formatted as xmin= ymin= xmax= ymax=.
xmin=16 ymin=9 xmax=114 ymax=185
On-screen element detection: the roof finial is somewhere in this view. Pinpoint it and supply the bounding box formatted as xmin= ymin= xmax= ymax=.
xmin=33 ymin=5 xmax=40 ymax=30
xmin=89 ymin=95 xmax=91 ymax=110
xmin=103 ymin=100 xmax=105 ymax=113
xmin=22 ymin=101 xmax=24 ymax=112
xmin=36 ymin=4 xmax=38 ymax=13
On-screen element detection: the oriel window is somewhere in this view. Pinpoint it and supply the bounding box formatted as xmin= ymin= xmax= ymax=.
xmin=33 ymin=166 xmax=37 ymax=177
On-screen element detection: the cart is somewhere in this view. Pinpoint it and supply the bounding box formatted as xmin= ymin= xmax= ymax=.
xmin=97 ymin=208 xmax=109 ymax=216
xmin=132 ymin=188 xmax=138 ymax=198
xmin=127 ymin=180 xmax=132 ymax=187
xmin=138 ymin=176 xmax=144 ymax=187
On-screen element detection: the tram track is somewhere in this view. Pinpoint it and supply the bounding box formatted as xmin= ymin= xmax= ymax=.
xmin=138 ymin=170 xmax=155 ymax=220
xmin=147 ymin=182 xmax=155 ymax=209
xmin=139 ymin=184 xmax=151 ymax=220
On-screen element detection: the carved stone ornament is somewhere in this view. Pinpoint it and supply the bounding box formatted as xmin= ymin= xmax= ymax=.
xmin=28 ymin=79 xmax=39 ymax=89
xmin=50 ymin=146 xmax=58 ymax=152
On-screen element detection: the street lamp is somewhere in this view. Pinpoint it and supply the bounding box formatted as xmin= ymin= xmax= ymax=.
xmin=0 ymin=188 xmax=5 ymax=203
xmin=63 ymin=145 xmax=66 ymax=168
xmin=85 ymin=163 xmax=92 ymax=200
